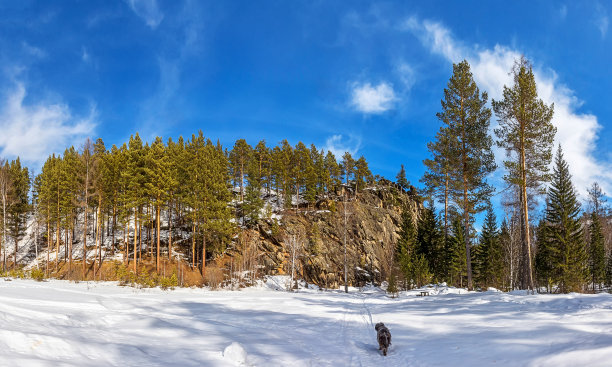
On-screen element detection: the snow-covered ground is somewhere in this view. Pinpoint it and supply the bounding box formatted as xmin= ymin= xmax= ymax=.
xmin=0 ymin=278 xmax=611 ymax=367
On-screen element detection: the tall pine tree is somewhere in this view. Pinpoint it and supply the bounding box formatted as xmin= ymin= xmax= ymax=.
xmin=436 ymin=60 xmax=496 ymax=290
xmin=492 ymin=56 xmax=556 ymax=291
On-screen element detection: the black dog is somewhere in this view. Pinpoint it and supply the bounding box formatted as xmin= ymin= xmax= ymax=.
xmin=375 ymin=322 xmax=391 ymax=356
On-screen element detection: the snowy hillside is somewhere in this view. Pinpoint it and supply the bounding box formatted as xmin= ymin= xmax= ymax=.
xmin=0 ymin=279 xmax=610 ymax=366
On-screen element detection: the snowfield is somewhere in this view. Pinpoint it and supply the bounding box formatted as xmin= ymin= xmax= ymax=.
xmin=0 ymin=278 xmax=611 ymax=367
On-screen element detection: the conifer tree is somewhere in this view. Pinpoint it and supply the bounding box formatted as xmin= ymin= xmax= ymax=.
xmin=416 ymin=203 xmax=444 ymax=281
xmin=229 ymin=139 xmax=252 ymax=203
xmin=587 ymin=182 xmax=608 ymax=216
xmin=145 ymin=137 xmax=174 ymax=272
xmin=126 ymin=134 xmax=146 ymax=273
xmin=422 ymin=127 xmax=455 ymax=242
xmin=475 ymin=205 xmax=503 ymax=289
xmin=7 ymin=158 xmax=29 ymax=269
xmin=588 ymin=212 xmax=606 ymax=290
xmin=324 ymin=151 xmax=341 ymax=194
xmin=395 ymin=164 xmax=409 ymax=191
xmin=543 ymin=146 xmax=587 ymax=293
xmin=340 ymin=152 xmax=355 ymax=188
xmin=492 ymin=56 xmax=556 ymax=291
xmin=447 ymin=217 xmax=467 ymax=287
xmin=437 ymin=60 xmax=496 ymax=290
xmin=0 ymin=160 xmax=11 ymax=271
xmin=535 ymin=218 xmax=554 ymax=292
xmin=606 ymin=254 xmax=612 ymax=288
xmin=396 ymin=208 xmax=417 ymax=289
xmin=354 ymin=156 xmax=372 ymax=193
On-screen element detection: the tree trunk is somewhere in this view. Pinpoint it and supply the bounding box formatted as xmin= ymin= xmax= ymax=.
xmin=201 ymin=233 xmax=206 ymax=277
xmin=124 ymin=219 xmax=128 ymax=265
xmin=112 ymin=204 xmax=116 ymax=255
xmin=68 ymin=215 xmax=73 ymax=273
xmin=133 ymin=209 xmax=138 ymax=273
xmin=191 ymin=223 xmax=196 ymax=269
xmin=46 ymin=213 xmax=50 ymax=277
xmin=96 ymin=198 xmax=102 ymax=277
xmin=520 ymin=133 xmax=534 ymax=292
xmin=168 ymin=200 xmax=172 ymax=261
xmin=156 ymin=202 xmax=160 ymax=272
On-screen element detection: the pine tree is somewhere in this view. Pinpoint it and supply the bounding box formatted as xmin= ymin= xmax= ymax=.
xmin=7 ymin=158 xmax=29 ymax=269
xmin=324 ymin=151 xmax=341 ymax=194
xmin=229 ymin=139 xmax=252 ymax=203
xmin=544 ymin=146 xmax=587 ymax=293
xmin=436 ymin=60 xmax=496 ymax=290
xmin=588 ymin=212 xmax=606 ymax=291
xmin=340 ymin=152 xmax=355 ymax=189
xmin=145 ymin=137 xmax=175 ymax=272
xmin=587 ymin=182 xmax=608 ymax=216
xmin=354 ymin=156 xmax=372 ymax=193
xmin=0 ymin=160 xmax=11 ymax=272
xmin=492 ymin=56 xmax=556 ymax=291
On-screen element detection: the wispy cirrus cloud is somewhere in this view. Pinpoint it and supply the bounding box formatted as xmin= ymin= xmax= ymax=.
xmin=125 ymin=0 xmax=164 ymax=29
xmin=324 ymin=134 xmax=362 ymax=159
xmin=350 ymin=82 xmax=397 ymax=114
xmin=0 ymin=82 xmax=97 ymax=166
xmin=404 ymin=16 xmax=612 ymax=198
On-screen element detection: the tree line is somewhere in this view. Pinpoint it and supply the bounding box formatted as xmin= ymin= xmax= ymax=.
xmin=396 ymin=56 xmax=612 ymax=293
xmin=0 ymin=133 xmax=373 ymax=279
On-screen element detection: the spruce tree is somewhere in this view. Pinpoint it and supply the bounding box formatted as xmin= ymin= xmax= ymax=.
xmin=492 ymin=56 xmax=556 ymax=291
xmin=447 ymin=217 xmax=467 ymax=287
xmin=396 ymin=165 xmax=409 ymax=190
xmin=475 ymin=205 xmax=503 ymax=289
xmin=396 ymin=207 xmax=417 ymax=289
xmin=416 ymin=203 xmax=444 ymax=281
xmin=544 ymin=146 xmax=587 ymax=293
xmin=535 ymin=218 xmax=554 ymax=292
xmin=421 ymin=127 xmax=455 ymax=243
xmin=606 ymin=254 xmax=612 ymax=288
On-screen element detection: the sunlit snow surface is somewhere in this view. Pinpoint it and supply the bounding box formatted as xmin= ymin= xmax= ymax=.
xmin=0 ymin=278 xmax=611 ymax=366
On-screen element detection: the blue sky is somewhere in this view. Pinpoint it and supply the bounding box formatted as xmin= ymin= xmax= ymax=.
xmin=1 ymin=1 xmax=611 ymax=211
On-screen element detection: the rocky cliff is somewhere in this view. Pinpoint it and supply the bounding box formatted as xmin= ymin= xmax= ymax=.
xmin=234 ymin=183 xmax=423 ymax=288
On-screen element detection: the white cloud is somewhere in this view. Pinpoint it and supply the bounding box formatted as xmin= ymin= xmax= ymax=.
xmin=351 ymin=82 xmax=397 ymax=113
xmin=21 ymin=42 xmax=46 ymax=59
xmin=0 ymin=82 xmax=97 ymax=166
xmin=125 ymin=0 xmax=164 ymax=29
xmin=596 ymin=14 xmax=609 ymax=38
xmin=396 ymin=62 xmax=416 ymax=89
xmin=323 ymin=134 xmax=361 ymax=160
xmin=405 ymin=17 xmax=612 ymax=198
xmin=81 ymin=47 xmax=90 ymax=63
xmin=559 ymin=5 xmax=568 ymax=20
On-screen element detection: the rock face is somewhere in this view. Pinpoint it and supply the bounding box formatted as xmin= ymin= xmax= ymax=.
xmin=240 ymin=184 xmax=422 ymax=288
